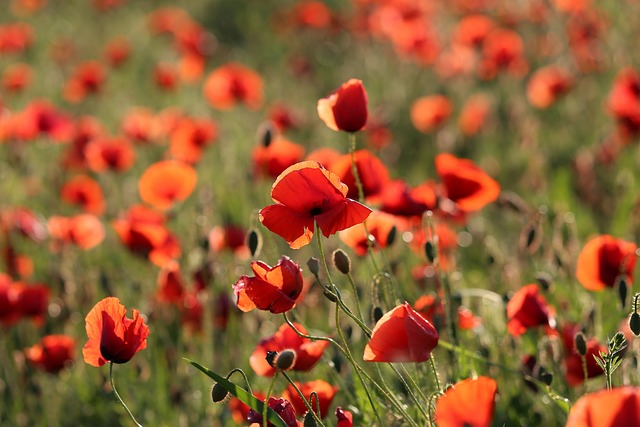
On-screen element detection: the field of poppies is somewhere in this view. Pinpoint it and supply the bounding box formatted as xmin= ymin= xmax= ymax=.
xmin=2 ymin=0 xmax=640 ymax=426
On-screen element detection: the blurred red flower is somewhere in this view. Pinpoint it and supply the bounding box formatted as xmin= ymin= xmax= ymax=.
xmin=259 ymin=161 xmax=372 ymax=249
xmin=376 ymin=179 xmax=436 ymax=218
xmin=317 ymin=79 xmax=368 ymax=132
xmin=435 ymin=376 xmax=497 ymax=427
xmin=576 ymin=235 xmax=637 ymax=291
xmin=506 ymin=284 xmax=554 ymax=336
xmin=169 ymin=117 xmax=218 ymax=164
xmin=233 ymin=256 xmax=303 ymax=314
xmin=63 ymin=61 xmax=107 ymax=103
xmin=2 ymin=62 xmax=32 ymax=93
xmin=156 ymin=261 xmax=185 ymax=305
xmin=410 ymin=95 xmax=453 ymax=133
xmin=527 ymin=65 xmax=573 ymax=109
xmin=25 ymin=334 xmax=75 ymax=373
xmin=336 ymin=407 xmax=353 ymax=427
xmin=364 ymin=302 xmax=439 ymax=363
xmin=85 ymin=136 xmax=136 ymax=172
xmin=48 ymin=214 xmax=105 ymax=250
xmin=122 ymin=107 xmax=160 ymax=144
xmin=13 ymin=100 xmax=73 ymax=143
xmin=250 ymin=322 xmax=329 ymax=377
xmin=283 ymin=379 xmax=338 ymax=418
xmin=60 ymin=175 xmax=106 ymax=215
xmin=252 ymin=137 xmax=305 ymax=179
xmin=7 ymin=281 xmax=49 ymax=325
xmin=564 ymin=337 xmax=606 ymax=386
xmin=566 ymin=386 xmax=640 ymax=426
xmin=458 ymin=94 xmax=492 ymax=136
xmin=328 ymin=149 xmax=389 ymax=201
xmin=453 ymin=15 xmax=495 ymax=48
xmin=0 ymin=23 xmax=34 ymax=55
xmin=339 ymin=210 xmax=396 ymax=256
xmin=103 ymin=36 xmax=130 ymax=68
xmin=203 ymin=62 xmax=263 ymax=110
xmin=478 ymin=29 xmax=528 ymax=80
xmin=82 ymin=297 xmax=149 ymax=367
xmin=208 ymin=224 xmax=249 ymax=259
xmin=138 ymin=160 xmax=197 ymax=211
xmin=608 ymin=67 xmax=640 ymax=137
xmin=247 ymin=397 xmax=298 ymax=427
xmin=435 ymin=153 xmax=500 ymax=214
xmin=153 ymin=62 xmax=178 ymax=91
xmin=305 ymin=147 xmax=341 ymax=170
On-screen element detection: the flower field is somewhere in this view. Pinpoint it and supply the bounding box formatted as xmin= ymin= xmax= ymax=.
xmin=2 ymin=0 xmax=640 ymax=426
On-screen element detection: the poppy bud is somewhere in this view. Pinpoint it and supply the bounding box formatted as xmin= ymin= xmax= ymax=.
xmin=519 ymin=220 xmax=541 ymax=254
xmin=307 ymin=257 xmax=320 ymax=276
xmin=537 ymin=366 xmax=553 ymax=386
xmin=304 ymin=411 xmax=318 ymax=427
xmin=616 ymin=275 xmax=629 ymax=309
xmin=387 ymin=225 xmax=396 ymax=246
xmin=333 ymin=249 xmax=351 ymax=275
xmin=211 ymin=382 xmax=228 ymax=403
xmin=274 ymin=349 xmax=297 ymax=371
xmin=574 ymin=332 xmax=587 ymax=356
xmin=629 ymin=312 xmax=640 ymax=337
xmin=425 ymin=241 xmax=436 ymax=263
xmin=535 ymin=272 xmax=552 ymax=291
xmin=372 ymin=306 xmax=383 ymax=323
xmin=317 ymin=79 xmax=368 ymax=133
xmin=246 ymin=228 xmax=262 ymax=258
xmin=257 ymin=121 xmax=275 ymax=147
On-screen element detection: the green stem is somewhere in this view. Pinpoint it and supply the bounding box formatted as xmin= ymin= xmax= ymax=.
xmin=281 ymin=371 xmax=325 ymax=426
xmin=390 ymin=364 xmax=428 ymax=419
xmin=429 ymin=356 xmax=442 ymax=394
xmin=226 ymin=368 xmax=253 ymax=395
xmin=109 ymin=362 xmax=143 ymax=427
xmin=345 ymin=271 xmax=365 ymax=325
xmin=581 ymin=355 xmax=588 ymax=394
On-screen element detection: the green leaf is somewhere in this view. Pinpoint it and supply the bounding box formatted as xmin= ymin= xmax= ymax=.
xmin=184 ymin=358 xmax=289 ymax=427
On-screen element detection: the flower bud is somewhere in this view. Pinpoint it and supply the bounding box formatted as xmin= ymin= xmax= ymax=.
xmin=372 ymin=306 xmax=383 ymax=323
xmin=425 ymin=241 xmax=436 ymax=263
xmin=211 ymin=382 xmax=229 ymax=403
xmin=307 ymin=257 xmax=320 ymax=276
xmin=534 ymin=272 xmax=552 ymax=291
xmin=274 ymin=349 xmax=297 ymax=371
xmin=333 ymin=249 xmax=351 ymax=275
xmin=574 ymin=332 xmax=587 ymax=356
xmin=246 ymin=228 xmax=262 ymax=258
xmin=616 ymin=275 xmax=629 ymax=309
xmin=304 ymin=411 xmax=318 ymax=427
xmin=629 ymin=312 xmax=640 ymax=337
xmin=323 ymin=289 xmax=338 ymax=303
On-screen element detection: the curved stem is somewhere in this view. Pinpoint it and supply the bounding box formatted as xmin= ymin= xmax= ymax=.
xmin=282 ymin=312 xmax=343 ymax=352
xmin=109 ymin=362 xmax=143 ymax=427
xmin=281 ymin=371 xmax=325 ymax=426
xmin=226 ymin=368 xmax=253 ymax=395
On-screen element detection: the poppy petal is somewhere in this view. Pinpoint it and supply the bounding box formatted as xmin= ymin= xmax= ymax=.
xmin=259 ymin=204 xmax=314 ymax=249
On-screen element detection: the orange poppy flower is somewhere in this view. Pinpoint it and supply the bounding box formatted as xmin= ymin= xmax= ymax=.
xmin=566 ymin=386 xmax=640 ymax=426
xmin=60 ymin=175 xmax=106 ymax=215
xmin=458 ymin=94 xmax=491 ymax=136
xmin=2 ymin=244 xmax=34 ymax=279
xmin=169 ymin=117 xmax=218 ymax=164
xmin=250 ymin=322 xmax=329 ymax=377
xmin=203 ymin=62 xmax=263 ymax=110
xmin=82 ymin=297 xmax=150 ymax=367
xmin=527 ymin=65 xmax=573 ymax=109
xmin=435 ymin=376 xmax=497 ymax=427
xmin=317 ymin=79 xmax=368 ymax=133
xmin=252 ymin=136 xmax=306 ymax=179
xmin=435 ymin=153 xmax=500 ymax=214
xmin=122 ymin=107 xmax=160 ymax=144
xmin=103 ymin=36 xmax=130 ymax=68
xmin=0 ymin=23 xmax=34 ymax=55
xmin=288 ymin=1 xmax=333 ymax=29
xmin=138 ymin=160 xmax=197 ymax=210
xmin=233 ymin=256 xmax=304 ymax=314
xmin=259 ymin=161 xmax=372 ymax=249
xmin=178 ymin=52 xmax=205 ymax=83
xmin=576 ymin=235 xmax=637 ymax=291
xmin=63 ymin=61 xmax=107 ymax=103
xmin=25 ymin=334 xmax=75 ymax=373
xmin=48 ymin=214 xmax=105 ymax=250
xmin=147 ymin=7 xmax=190 ymax=35
xmin=85 ymin=136 xmax=136 ymax=172
xmin=453 ymin=15 xmax=495 ymax=48
xmin=328 ymin=149 xmax=389 ymax=201
xmin=283 ymin=379 xmax=338 ymax=418
xmin=339 ymin=210 xmax=396 ymax=256
xmin=156 ymin=261 xmax=184 ymax=305
xmin=410 ymin=95 xmax=453 ymax=134
xmin=363 ymin=302 xmax=439 ymax=363
xmin=478 ymin=28 xmax=528 ymax=80
xmin=153 ymin=62 xmax=178 ymax=91
xmin=2 ymin=62 xmax=33 ymax=93
xmin=506 ymin=284 xmax=553 ymax=336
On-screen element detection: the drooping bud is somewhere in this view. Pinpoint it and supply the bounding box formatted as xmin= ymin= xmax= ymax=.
xmin=246 ymin=228 xmax=262 ymax=258
xmin=307 ymin=257 xmax=320 ymax=276
xmin=211 ymin=382 xmax=229 ymax=403
xmin=616 ymin=275 xmax=629 ymax=309
xmin=574 ymin=332 xmax=587 ymax=356
xmin=333 ymin=249 xmax=351 ymax=275
xmin=304 ymin=411 xmax=318 ymax=427
xmin=372 ymin=306 xmax=383 ymax=323
xmin=425 ymin=241 xmax=436 ymax=263
xmin=537 ymin=366 xmax=553 ymax=386
xmin=274 ymin=349 xmax=297 ymax=371
xmin=257 ymin=121 xmax=275 ymax=147
xmin=534 ymin=272 xmax=552 ymax=291
xmin=629 ymin=312 xmax=640 ymax=337
xmin=387 ymin=225 xmax=397 ymax=246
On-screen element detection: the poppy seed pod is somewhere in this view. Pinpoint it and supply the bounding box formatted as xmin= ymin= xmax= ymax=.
xmin=307 ymin=257 xmax=320 ymax=276
xmin=333 ymin=249 xmax=351 ymax=275
xmin=274 ymin=349 xmax=297 ymax=370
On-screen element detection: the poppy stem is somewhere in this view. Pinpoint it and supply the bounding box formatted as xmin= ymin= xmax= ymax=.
xmin=281 ymin=371 xmax=326 ymax=426
xmin=109 ymin=362 xmax=143 ymax=427
xmin=581 ymin=355 xmax=588 ymax=394
xmin=226 ymin=368 xmax=253 ymax=395
xmin=282 ymin=312 xmax=343 ymax=352
xmin=388 ymin=363 xmax=429 ymax=419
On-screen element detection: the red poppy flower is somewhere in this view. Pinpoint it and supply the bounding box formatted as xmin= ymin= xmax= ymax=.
xmin=247 ymin=397 xmax=298 ymax=427
xmin=250 ymin=322 xmax=329 ymax=377
xmin=156 ymin=261 xmax=184 ymax=305
xmin=458 ymin=306 xmax=482 ymax=330
xmin=410 ymin=95 xmax=453 ymax=134
xmin=283 ymin=379 xmax=338 ymax=418
xmin=607 ymin=68 xmax=640 ymax=137
xmin=82 ymin=297 xmax=150 ymax=367
xmin=2 ymin=62 xmax=33 ymax=93
xmin=364 ymin=302 xmax=439 ymax=363
xmin=288 ymin=1 xmax=332 ymax=29
xmin=203 ymin=62 xmax=263 ymax=110
xmin=376 ymin=179 xmax=436 ymax=218
xmin=61 ymin=116 xmax=105 ymax=170
xmin=0 ymin=273 xmax=20 ymax=325
xmin=506 ymin=284 xmax=553 ymax=336
xmin=228 ymin=392 xmax=266 ymax=425
xmin=252 ymin=137 xmax=305 ymax=179
xmin=336 ymin=407 xmax=353 ymax=427
xmin=208 ymin=224 xmax=249 ymax=258
xmin=60 ymin=175 xmax=106 ymax=215
xmin=565 ymin=336 xmax=606 ymax=387
xmin=328 ymin=149 xmax=389 ymax=201
xmin=63 ymin=61 xmax=107 ymax=103
xmin=122 ymin=107 xmax=160 ymax=144
xmin=85 ymin=136 xmax=136 ymax=172
xmin=8 ymin=282 xmax=47 ymax=325
xmin=435 ymin=153 xmax=500 ymax=214
xmin=453 ymin=15 xmax=495 ymax=48
xmin=233 ymin=256 xmax=304 ymax=314
xmin=458 ymin=94 xmax=491 ymax=136
xmin=259 ymin=161 xmax=372 ymax=249
xmin=147 ymin=7 xmax=190 ymax=35
xmin=13 ymin=100 xmax=73 ymax=143
xmin=478 ymin=29 xmax=528 ymax=80
xmin=153 ymin=62 xmax=178 ymax=91
xmin=435 ymin=376 xmax=498 ymax=427
xmin=1 ymin=207 xmax=47 ymax=242
xmin=317 ymin=79 xmax=368 ymax=133
xmin=527 ymin=65 xmax=573 ymax=109
xmin=339 ymin=210 xmax=396 ymax=256
xmin=0 ymin=23 xmax=34 ymax=55
xmin=576 ymin=235 xmax=637 ymax=291
xmin=566 ymin=386 xmax=640 ymax=426
xmin=103 ymin=36 xmax=130 ymax=68
xmin=25 ymin=334 xmax=75 ymax=373
xmin=305 ymin=147 xmax=341 ymax=169
xmin=169 ymin=117 xmax=218 ymax=164
xmin=112 ymin=204 xmax=181 ymax=267
xmin=48 ymin=214 xmax=105 ymax=250
xmin=138 ymin=160 xmax=197 ymax=210
xmin=268 ymin=102 xmax=303 ymax=132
